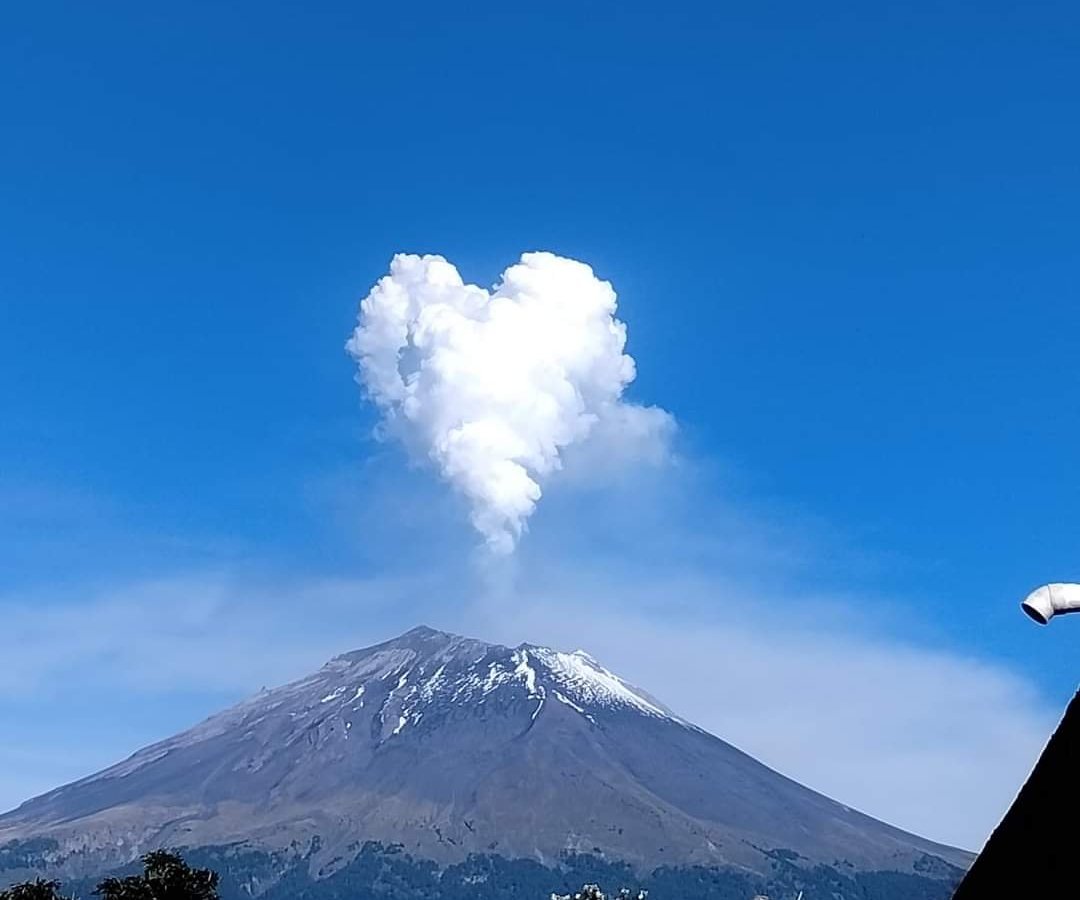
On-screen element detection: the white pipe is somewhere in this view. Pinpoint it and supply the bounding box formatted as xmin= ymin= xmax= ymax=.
xmin=1021 ymin=583 xmax=1080 ymax=625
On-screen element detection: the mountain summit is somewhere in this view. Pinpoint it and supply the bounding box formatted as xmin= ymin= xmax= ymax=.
xmin=0 ymin=626 xmax=968 ymax=881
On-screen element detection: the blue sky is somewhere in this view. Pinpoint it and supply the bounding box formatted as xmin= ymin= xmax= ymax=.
xmin=1 ymin=0 xmax=1078 ymax=850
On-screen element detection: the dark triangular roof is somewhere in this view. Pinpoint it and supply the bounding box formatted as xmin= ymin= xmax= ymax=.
xmin=952 ymin=690 xmax=1080 ymax=897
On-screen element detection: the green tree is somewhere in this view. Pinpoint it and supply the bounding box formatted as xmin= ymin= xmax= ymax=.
xmin=0 ymin=879 xmax=65 ymax=900
xmin=95 ymin=852 xmax=218 ymax=900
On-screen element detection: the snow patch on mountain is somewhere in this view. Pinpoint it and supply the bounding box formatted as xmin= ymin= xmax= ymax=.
xmin=307 ymin=632 xmax=684 ymax=738
xmin=529 ymin=647 xmax=676 ymax=720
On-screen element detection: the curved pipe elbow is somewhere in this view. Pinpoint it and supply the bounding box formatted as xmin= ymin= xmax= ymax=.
xmin=1022 ymin=583 xmax=1080 ymax=625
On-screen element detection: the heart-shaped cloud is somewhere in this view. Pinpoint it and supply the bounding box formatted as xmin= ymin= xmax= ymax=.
xmin=346 ymin=252 xmax=673 ymax=553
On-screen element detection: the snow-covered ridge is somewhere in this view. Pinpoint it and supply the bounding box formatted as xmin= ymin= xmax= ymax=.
xmin=529 ymin=647 xmax=675 ymax=720
xmin=75 ymin=631 xmax=684 ymax=788
xmin=317 ymin=638 xmax=684 ymax=737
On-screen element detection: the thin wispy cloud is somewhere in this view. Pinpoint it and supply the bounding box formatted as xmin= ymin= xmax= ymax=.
xmin=0 ymin=461 xmax=1054 ymax=851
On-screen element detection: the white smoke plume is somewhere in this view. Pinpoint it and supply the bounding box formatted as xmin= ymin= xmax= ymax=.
xmin=346 ymin=252 xmax=674 ymax=554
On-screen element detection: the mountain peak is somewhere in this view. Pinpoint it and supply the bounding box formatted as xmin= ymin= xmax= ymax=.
xmin=330 ymin=624 xmax=498 ymax=664
xmin=404 ymin=624 xmax=448 ymax=638
xmin=399 ymin=624 xmax=467 ymax=642
xmin=318 ymin=627 xmax=676 ymax=735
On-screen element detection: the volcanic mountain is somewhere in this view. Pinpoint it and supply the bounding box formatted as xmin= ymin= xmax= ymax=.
xmin=0 ymin=626 xmax=969 ymax=883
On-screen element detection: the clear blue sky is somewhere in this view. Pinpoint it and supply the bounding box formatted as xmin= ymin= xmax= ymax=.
xmin=1 ymin=0 xmax=1078 ymax=849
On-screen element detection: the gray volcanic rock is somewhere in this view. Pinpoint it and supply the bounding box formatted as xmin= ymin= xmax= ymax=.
xmin=0 ymin=626 xmax=970 ymax=879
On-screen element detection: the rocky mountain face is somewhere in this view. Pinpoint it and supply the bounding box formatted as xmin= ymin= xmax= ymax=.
xmin=0 ymin=626 xmax=969 ymax=886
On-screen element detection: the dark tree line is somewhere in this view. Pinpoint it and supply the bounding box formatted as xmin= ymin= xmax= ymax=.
xmin=2 ymin=843 xmax=960 ymax=900
xmin=0 ymin=852 xmax=217 ymax=900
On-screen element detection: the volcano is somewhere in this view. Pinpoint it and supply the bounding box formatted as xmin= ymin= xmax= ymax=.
xmin=0 ymin=626 xmax=969 ymax=886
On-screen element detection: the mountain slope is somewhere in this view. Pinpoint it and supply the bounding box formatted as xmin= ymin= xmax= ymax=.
xmin=0 ymin=626 xmax=969 ymax=880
